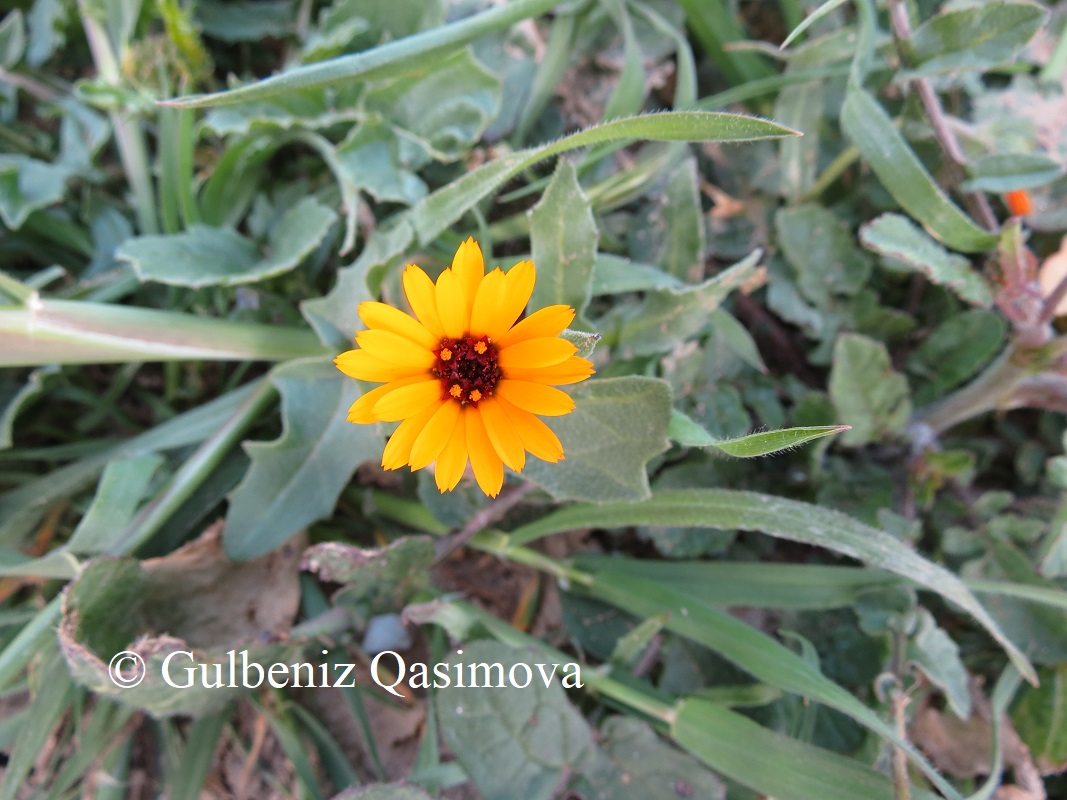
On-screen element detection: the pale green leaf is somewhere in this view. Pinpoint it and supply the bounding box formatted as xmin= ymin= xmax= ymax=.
xmin=0 ymin=10 xmax=26 ymax=67
xmin=1011 ymin=665 xmax=1067 ymax=775
xmin=781 ymin=0 xmax=851 ymax=49
xmin=652 ymin=157 xmax=707 ymax=283
xmin=860 ymin=213 xmax=993 ymax=307
xmin=841 ymin=88 xmax=998 ymax=253
xmin=961 ymin=153 xmax=1063 ymax=193
xmin=559 ymin=329 xmax=601 ymax=359
xmin=519 ymin=377 xmax=672 ymax=503
xmin=590 ymin=254 xmax=684 ymax=295
xmin=0 ymin=366 xmax=57 ymax=449
xmin=829 ymin=334 xmax=912 ymax=446
xmin=777 ymin=205 xmax=871 ymax=305
xmin=528 ymin=160 xmax=598 ymax=320
xmin=66 ymin=453 xmax=165 ymax=555
xmin=331 ymin=786 xmax=435 ymax=800
xmin=906 ymin=310 xmax=1005 ymax=404
xmin=906 ymin=2 xmax=1047 ymax=78
xmin=0 ymin=155 xmax=72 ymax=230
xmin=508 ymin=488 xmax=1035 ymax=684
xmin=119 ymin=197 xmax=336 ymax=287
xmin=907 ymin=608 xmax=971 ymax=718
xmin=669 ymin=409 xmax=850 ymax=456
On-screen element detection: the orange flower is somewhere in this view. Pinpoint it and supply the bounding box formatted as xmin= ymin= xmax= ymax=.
xmin=1004 ymin=190 xmax=1032 ymax=217
xmin=335 ymin=238 xmax=594 ymax=497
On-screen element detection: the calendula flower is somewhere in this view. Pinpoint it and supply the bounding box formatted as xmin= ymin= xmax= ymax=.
xmin=335 ymin=238 xmax=594 ymax=497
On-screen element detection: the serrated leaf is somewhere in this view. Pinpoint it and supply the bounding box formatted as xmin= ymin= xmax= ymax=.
xmin=223 ymin=357 xmax=382 ymax=560
xmin=906 ymin=2 xmax=1047 ymax=78
xmin=907 ymin=609 xmax=971 ymax=718
xmin=606 ymin=250 xmax=760 ymax=356
xmin=777 ymin=205 xmax=871 ymax=305
xmin=508 ymin=488 xmax=1034 ymax=685
xmin=519 ymin=377 xmax=671 ymax=503
xmin=119 ymin=197 xmax=336 ymax=287
xmin=437 ymin=641 xmax=597 ymax=800
xmin=841 ymin=88 xmax=998 ymax=254
xmin=861 ymin=213 xmax=993 ymax=307
xmin=961 ymin=153 xmax=1063 ymax=193
xmin=669 ymin=409 xmax=850 ymax=456
xmin=528 ymin=160 xmax=598 ymax=321
xmin=829 ymin=334 xmax=912 ymax=446
xmin=0 ymin=155 xmax=72 ymax=229
xmin=906 ymin=310 xmax=1005 ymax=404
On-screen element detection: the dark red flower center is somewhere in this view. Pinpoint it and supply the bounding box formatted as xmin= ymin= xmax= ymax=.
xmin=433 ymin=335 xmax=501 ymax=406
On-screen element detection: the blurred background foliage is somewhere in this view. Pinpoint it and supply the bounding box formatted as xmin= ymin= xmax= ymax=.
xmin=1 ymin=0 xmax=1067 ymax=797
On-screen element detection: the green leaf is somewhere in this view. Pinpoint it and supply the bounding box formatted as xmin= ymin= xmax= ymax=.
xmin=669 ymin=409 xmax=850 ymax=456
xmin=672 ymin=699 xmax=940 ymax=800
xmin=528 ymin=160 xmax=598 ymax=321
xmin=841 ymin=88 xmax=998 ymax=253
xmin=776 ymin=205 xmax=871 ymax=305
xmin=708 ymin=309 xmax=767 ymax=373
xmin=66 ymin=453 xmax=165 ymax=555
xmin=119 ymin=197 xmax=336 ymax=287
xmin=829 ymin=334 xmax=912 ymax=446
xmin=961 ymin=153 xmax=1064 ymax=193
xmin=1012 ymin=665 xmax=1067 ymax=775
xmin=906 ymin=310 xmax=1005 ymax=405
xmin=519 ymin=377 xmax=672 ymax=503
xmin=165 ymin=0 xmax=561 ymax=108
xmin=605 ymin=250 xmax=760 ymax=356
xmin=436 ymin=641 xmax=597 ymax=800
xmin=508 ymin=488 xmax=1035 ymax=685
xmin=0 ymin=9 xmax=26 ymax=68
xmin=331 ymin=785 xmax=435 ymax=800
xmin=335 ymin=120 xmax=428 ymax=206
xmin=775 ymin=78 xmax=825 ymax=202
xmin=591 ymin=254 xmax=685 ymax=295
xmin=559 ymin=329 xmax=601 ymax=359
xmin=907 ymin=609 xmax=971 ymax=718
xmin=0 ymin=155 xmax=72 ymax=230
xmin=193 ymin=0 xmax=296 ymax=42
xmin=906 ymin=2 xmax=1047 ymax=78
xmin=651 ymin=157 xmax=707 ymax=283
xmin=860 ymin=213 xmax=993 ymax=307
xmin=410 ymin=114 xmax=798 ymax=246
xmin=0 ymin=365 xmax=57 ymax=449
xmin=781 ymin=0 xmax=851 ymax=48
xmin=224 ymin=357 xmax=383 ymax=560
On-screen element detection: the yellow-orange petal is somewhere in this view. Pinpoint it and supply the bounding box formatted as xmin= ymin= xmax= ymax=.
xmin=451 ymin=237 xmax=485 ymax=320
xmin=494 ymin=305 xmax=575 ymax=349
xmin=469 ymin=268 xmax=508 ymax=338
xmin=355 ymin=329 xmax=436 ymax=369
xmin=435 ymin=268 xmax=467 ymax=339
xmin=498 ymin=337 xmax=577 ymax=370
xmin=484 ymin=260 xmax=535 ymax=341
xmin=409 ymin=400 xmax=461 ymax=470
xmin=382 ymin=403 xmax=440 ymax=470
xmin=373 ymin=380 xmax=442 ymax=422
xmin=402 ymin=264 xmax=446 ymax=337
xmin=496 ymin=379 xmax=575 ymax=416
xmin=358 ymin=301 xmax=438 ymax=350
xmin=477 ymin=397 xmax=526 ymax=472
xmin=347 ymin=375 xmax=425 ymax=423
xmin=496 ymin=396 xmax=565 ymax=463
xmin=434 ymin=416 xmax=469 ymax=492
xmin=466 ymin=407 xmax=503 ymax=497
xmin=335 ymin=350 xmax=426 ymax=382
xmin=505 ymin=356 xmax=595 ymax=386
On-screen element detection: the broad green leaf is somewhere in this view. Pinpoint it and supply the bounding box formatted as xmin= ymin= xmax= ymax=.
xmin=581 ymin=569 xmax=958 ymax=797
xmin=0 ymin=10 xmax=25 ymax=67
xmin=410 ymin=114 xmax=798 ymax=245
xmin=224 ymin=357 xmax=382 ymax=560
xmin=331 ymin=786 xmax=435 ymax=800
xmin=776 ymin=205 xmax=871 ymax=305
xmin=119 ymin=197 xmax=336 ymax=287
xmin=437 ymin=641 xmax=597 ymax=800
xmin=1011 ymin=665 xmax=1067 ymax=775
xmin=362 ymin=49 xmax=500 ymax=162
xmin=166 ymin=0 xmax=561 ymax=108
xmin=775 ymin=78 xmax=824 ymax=202
xmin=0 ymin=298 xmax=326 ymax=366
xmin=672 ymin=699 xmax=940 ymax=800
xmin=829 ymin=334 xmax=912 ymax=446
xmin=0 ymin=155 xmax=72 ymax=229
xmin=906 ymin=310 xmax=1005 ymax=404
xmin=669 ymin=409 xmax=850 ymax=456
xmin=301 ymin=2 xmax=371 ymax=63
xmin=907 ymin=609 xmax=971 ymax=718
xmin=708 ymin=309 xmax=768 ymax=373
xmin=646 ymin=157 xmax=707 ymax=283
xmin=528 ymin=160 xmax=598 ymax=321
xmin=606 ymin=250 xmax=760 ymax=356
xmin=335 ymin=120 xmax=428 ymax=206
xmin=303 ymin=538 xmax=435 ymax=627
xmin=573 ymin=556 xmax=900 ymax=610
xmin=906 ymin=2 xmax=1047 ymax=78
xmin=65 ymin=453 xmax=165 ymax=555
xmin=590 ymin=254 xmax=685 ymax=295
xmin=508 ymin=488 xmax=1035 ymax=684
xmin=841 ymin=88 xmax=998 ymax=253
xmin=519 ymin=377 xmax=672 ymax=503
xmin=961 ymin=153 xmax=1064 ymax=193
xmin=24 ymin=0 xmax=68 ymax=67
xmin=860 ymin=213 xmax=993 ymax=307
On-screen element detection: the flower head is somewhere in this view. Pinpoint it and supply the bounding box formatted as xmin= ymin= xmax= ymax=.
xmin=335 ymin=238 xmax=594 ymax=497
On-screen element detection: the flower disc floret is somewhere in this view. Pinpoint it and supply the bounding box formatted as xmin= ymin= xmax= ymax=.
xmin=434 ymin=335 xmax=501 ymax=406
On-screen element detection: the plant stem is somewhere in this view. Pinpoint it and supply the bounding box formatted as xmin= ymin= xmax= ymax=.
xmin=913 ymin=347 xmax=1026 ymax=434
